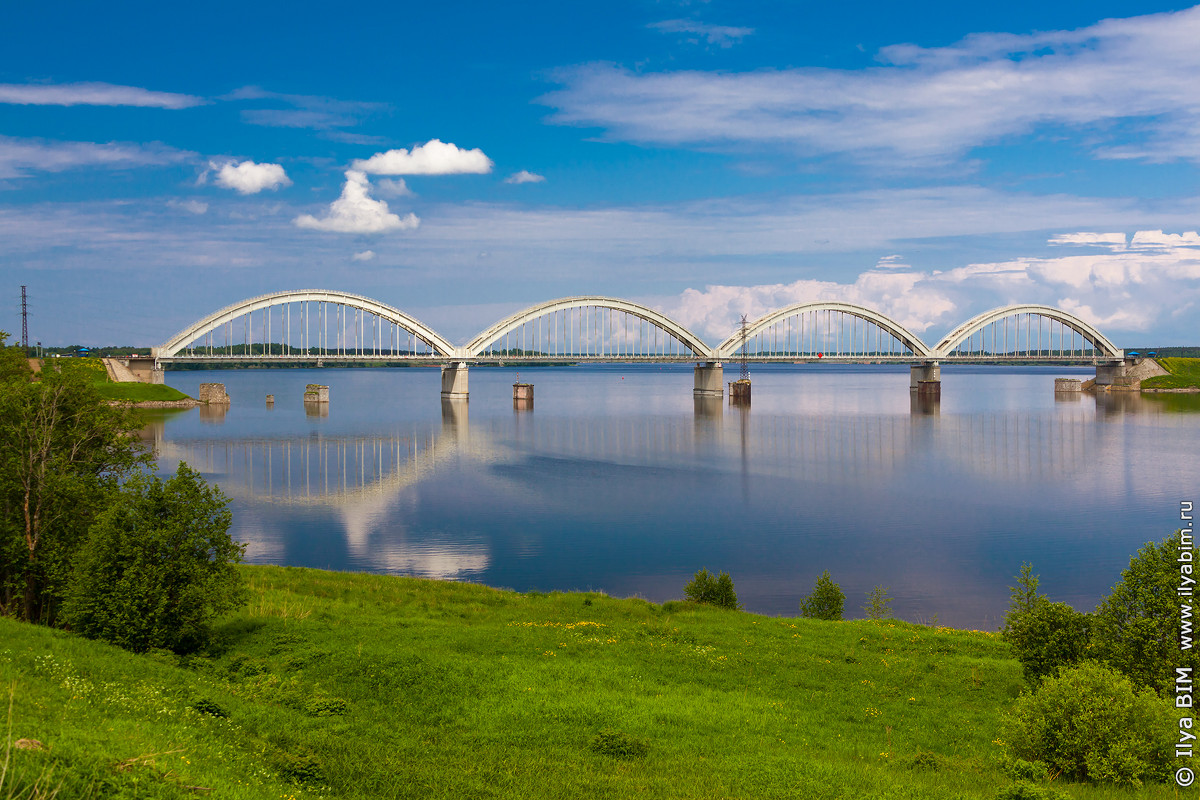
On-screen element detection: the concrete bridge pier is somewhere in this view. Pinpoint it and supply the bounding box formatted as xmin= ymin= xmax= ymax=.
xmin=441 ymin=362 xmax=470 ymax=399
xmin=910 ymin=362 xmax=941 ymax=391
xmin=694 ymin=362 xmax=724 ymax=398
xmin=1094 ymin=362 xmax=1125 ymax=388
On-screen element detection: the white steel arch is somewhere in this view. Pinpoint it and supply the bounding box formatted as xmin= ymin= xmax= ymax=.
xmin=155 ymin=290 xmax=459 ymax=358
xmin=934 ymin=304 xmax=1122 ymax=359
xmin=465 ymin=296 xmax=716 ymax=359
xmin=714 ymin=301 xmax=936 ymax=359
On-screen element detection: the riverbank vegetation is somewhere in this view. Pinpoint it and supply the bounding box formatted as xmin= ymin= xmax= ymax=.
xmin=76 ymin=356 xmax=192 ymax=403
xmin=0 ymin=567 xmax=1181 ymax=800
xmin=93 ymin=380 xmax=192 ymax=403
xmin=1142 ymin=357 xmax=1200 ymax=389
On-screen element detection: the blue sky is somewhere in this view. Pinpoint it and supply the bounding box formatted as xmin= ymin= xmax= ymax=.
xmin=3 ymin=0 xmax=1199 ymax=346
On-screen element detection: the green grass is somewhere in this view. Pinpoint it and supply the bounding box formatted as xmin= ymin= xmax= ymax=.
xmin=0 ymin=567 xmax=1176 ymax=799
xmin=1141 ymin=357 xmax=1200 ymax=389
xmin=66 ymin=357 xmax=192 ymax=402
xmin=93 ymin=382 xmax=191 ymax=402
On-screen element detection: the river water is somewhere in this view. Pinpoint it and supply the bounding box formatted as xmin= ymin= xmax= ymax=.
xmin=148 ymin=364 xmax=1199 ymax=630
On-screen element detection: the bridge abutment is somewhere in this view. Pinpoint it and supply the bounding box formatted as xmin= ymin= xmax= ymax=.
xmin=694 ymin=362 xmax=724 ymax=397
xmin=909 ymin=362 xmax=941 ymax=391
xmin=1093 ymin=358 xmax=1167 ymax=391
xmin=441 ymin=362 xmax=470 ymax=399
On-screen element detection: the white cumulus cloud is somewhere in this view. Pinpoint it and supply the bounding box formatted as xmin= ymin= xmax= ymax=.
xmin=352 ymin=250 xmax=376 ymax=261
xmin=667 ymin=229 xmax=1200 ymax=343
xmin=505 ymin=170 xmax=545 ymax=184
xmin=294 ymin=170 xmax=419 ymax=234
xmin=212 ymin=160 xmax=291 ymax=195
xmin=1130 ymin=230 xmax=1200 ymax=249
xmin=665 ymin=270 xmax=957 ymax=342
xmin=352 ymin=139 xmax=493 ymax=175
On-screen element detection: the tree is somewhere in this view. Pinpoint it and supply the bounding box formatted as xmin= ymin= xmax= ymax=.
xmin=0 ymin=342 xmax=144 ymax=622
xmin=1005 ymin=601 xmax=1091 ymax=683
xmin=683 ymin=568 xmax=740 ymax=609
xmin=1003 ymin=562 xmax=1047 ymax=637
xmin=863 ymin=585 xmax=893 ymax=620
xmin=799 ymin=570 xmax=844 ymax=620
xmin=62 ymin=463 xmax=246 ymax=653
xmin=0 ymin=331 xmax=30 ymax=383
xmin=1092 ymin=530 xmax=1200 ymax=691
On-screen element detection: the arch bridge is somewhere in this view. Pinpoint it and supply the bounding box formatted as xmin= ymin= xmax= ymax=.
xmin=152 ymin=291 xmax=1127 ymax=399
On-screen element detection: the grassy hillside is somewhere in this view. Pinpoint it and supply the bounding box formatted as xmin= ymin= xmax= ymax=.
xmin=1141 ymin=357 xmax=1200 ymax=389
xmin=93 ymin=381 xmax=191 ymax=402
xmin=0 ymin=567 xmax=1172 ymax=799
xmin=62 ymin=356 xmax=192 ymax=402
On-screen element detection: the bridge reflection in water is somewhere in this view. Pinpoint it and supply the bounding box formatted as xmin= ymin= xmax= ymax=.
xmin=146 ymin=390 xmax=1125 ymax=583
xmin=152 ymin=402 xmax=490 ymax=579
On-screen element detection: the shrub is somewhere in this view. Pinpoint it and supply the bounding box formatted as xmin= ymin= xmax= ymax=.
xmin=993 ymin=782 xmax=1068 ymax=800
xmin=1005 ymin=601 xmax=1091 ymax=684
xmin=683 ymin=568 xmax=740 ymax=610
xmin=62 ymin=462 xmax=246 ymax=654
xmin=1092 ymin=530 xmax=1200 ymax=691
xmin=799 ymin=570 xmax=844 ymax=620
xmin=1004 ymin=759 xmax=1048 ymax=782
xmin=863 ymin=585 xmax=893 ymax=620
xmin=1001 ymin=661 xmax=1175 ymax=786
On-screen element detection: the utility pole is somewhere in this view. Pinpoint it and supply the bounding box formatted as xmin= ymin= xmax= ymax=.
xmin=20 ymin=285 xmax=29 ymax=353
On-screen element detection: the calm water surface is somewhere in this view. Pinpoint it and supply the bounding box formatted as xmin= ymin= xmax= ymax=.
xmin=150 ymin=364 xmax=1200 ymax=630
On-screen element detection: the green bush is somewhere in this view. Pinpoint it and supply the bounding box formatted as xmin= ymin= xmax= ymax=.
xmin=863 ymin=584 xmax=893 ymax=620
xmin=683 ymin=568 xmax=740 ymax=609
xmin=1005 ymin=601 xmax=1091 ymax=684
xmin=1092 ymin=530 xmax=1200 ymax=691
xmin=799 ymin=570 xmax=844 ymax=620
xmin=993 ymin=781 xmax=1068 ymax=800
xmin=62 ymin=463 xmax=246 ymax=653
xmin=1004 ymin=758 xmax=1048 ymax=782
xmin=1001 ymin=661 xmax=1175 ymax=786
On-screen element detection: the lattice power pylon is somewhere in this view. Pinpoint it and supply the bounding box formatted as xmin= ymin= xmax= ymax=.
xmin=20 ymin=285 xmax=28 ymax=352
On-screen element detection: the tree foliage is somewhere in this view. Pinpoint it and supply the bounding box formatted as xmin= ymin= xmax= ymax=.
xmin=0 ymin=335 xmax=144 ymax=622
xmin=863 ymin=585 xmax=893 ymax=620
xmin=1002 ymin=562 xmax=1046 ymax=637
xmin=799 ymin=570 xmax=844 ymax=620
xmin=1092 ymin=530 xmax=1200 ymax=691
xmin=1005 ymin=601 xmax=1091 ymax=684
xmin=63 ymin=463 xmax=246 ymax=653
xmin=683 ymin=568 xmax=740 ymax=609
